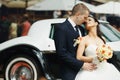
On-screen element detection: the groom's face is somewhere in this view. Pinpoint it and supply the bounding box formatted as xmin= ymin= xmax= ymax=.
xmin=76 ymin=11 xmax=89 ymax=25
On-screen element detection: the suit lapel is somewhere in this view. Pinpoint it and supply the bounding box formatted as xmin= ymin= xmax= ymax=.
xmin=65 ymin=19 xmax=79 ymax=37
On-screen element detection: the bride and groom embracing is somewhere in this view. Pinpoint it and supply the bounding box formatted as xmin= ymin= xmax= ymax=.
xmin=54 ymin=3 xmax=120 ymax=80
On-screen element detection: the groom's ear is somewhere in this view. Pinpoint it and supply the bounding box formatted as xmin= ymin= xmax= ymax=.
xmin=76 ymin=11 xmax=81 ymax=16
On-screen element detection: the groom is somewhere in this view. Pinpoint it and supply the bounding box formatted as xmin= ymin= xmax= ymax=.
xmin=54 ymin=3 xmax=97 ymax=80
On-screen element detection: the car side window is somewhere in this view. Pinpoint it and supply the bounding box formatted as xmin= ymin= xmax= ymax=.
xmin=100 ymin=24 xmax=120 ymax=42
xmin=49 ymin=23 xmax=60 ymax=40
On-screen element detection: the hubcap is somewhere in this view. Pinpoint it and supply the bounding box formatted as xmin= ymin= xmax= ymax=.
xmin=10 ymin=62 xmax=34 ymax=80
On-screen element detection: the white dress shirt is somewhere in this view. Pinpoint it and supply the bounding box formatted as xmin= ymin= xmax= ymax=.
xmin=68 ymin=18 xmax=82 ymax=37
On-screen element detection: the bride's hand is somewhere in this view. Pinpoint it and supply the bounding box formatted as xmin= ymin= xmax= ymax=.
xmin=92 ymin=56 xmax=100 ymax=64
xmin=82 ymin=63 xmax=97 ymax=71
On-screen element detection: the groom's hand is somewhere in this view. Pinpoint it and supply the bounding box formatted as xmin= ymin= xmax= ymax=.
xmin=82 ymin=63 xmax=97 ymax=71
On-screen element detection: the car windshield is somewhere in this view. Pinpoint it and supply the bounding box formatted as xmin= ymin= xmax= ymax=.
xmin=100 ymin=23 xmax=120 ymax=42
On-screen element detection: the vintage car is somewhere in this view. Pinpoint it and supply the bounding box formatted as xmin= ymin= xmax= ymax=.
xmin=0 ymin=18 xmax=120 ymax=80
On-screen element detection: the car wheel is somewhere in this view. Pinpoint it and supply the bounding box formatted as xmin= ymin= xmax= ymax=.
xmin=5 ymin=55 xmax=41 ymax=80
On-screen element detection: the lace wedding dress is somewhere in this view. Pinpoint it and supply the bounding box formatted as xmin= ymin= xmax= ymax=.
xmin=75 ymin=44 xmax=120 ymax=80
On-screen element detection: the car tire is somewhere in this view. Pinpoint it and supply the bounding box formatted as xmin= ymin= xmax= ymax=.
xmin=5 ymin=55 xmax=41 ymax=80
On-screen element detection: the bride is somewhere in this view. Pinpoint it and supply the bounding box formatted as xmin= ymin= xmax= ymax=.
xmin=75 ymin=16 xmax=120 ymax=80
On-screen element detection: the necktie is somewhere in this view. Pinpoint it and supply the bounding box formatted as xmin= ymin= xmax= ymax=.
xmin=75 ymin=26 xmax=79 ymax=35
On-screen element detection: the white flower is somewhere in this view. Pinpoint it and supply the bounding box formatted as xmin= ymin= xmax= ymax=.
xmin=73 ymin=37 xmax=82 ymax=47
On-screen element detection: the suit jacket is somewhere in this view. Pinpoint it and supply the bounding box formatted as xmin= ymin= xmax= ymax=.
xmin=54 ymin=19 xmax=85 ymax=80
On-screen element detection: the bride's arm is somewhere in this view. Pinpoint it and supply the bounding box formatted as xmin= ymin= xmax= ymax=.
xmin=76 ymin=38 xmax=93 ymax=63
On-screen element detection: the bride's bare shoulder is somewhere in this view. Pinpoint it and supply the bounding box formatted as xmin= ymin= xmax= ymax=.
xmin=77 ymin=36 xmax=88 ymax=43
xmin=81 ymin=36 xmax=89 ymax=41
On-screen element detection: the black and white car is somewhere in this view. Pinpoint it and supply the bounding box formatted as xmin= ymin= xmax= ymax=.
xmin=0 ymin=18 xmax=120 ymax=80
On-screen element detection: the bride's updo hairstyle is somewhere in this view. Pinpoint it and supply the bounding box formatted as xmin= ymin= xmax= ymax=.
xmin=89 ymin=15 xmax=106 ymax=44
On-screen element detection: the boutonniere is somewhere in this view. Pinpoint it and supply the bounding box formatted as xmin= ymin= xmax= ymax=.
xmin=73 ymin=37 xmax=82 ymax=47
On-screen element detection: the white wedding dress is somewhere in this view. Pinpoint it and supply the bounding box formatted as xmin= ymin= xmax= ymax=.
xmin=75 ymin=44 xmax=120 ymax=80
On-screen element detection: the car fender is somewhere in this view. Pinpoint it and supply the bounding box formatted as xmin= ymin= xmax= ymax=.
xmin=0 ymin=36 xmax=56 ymax=52
xmin=0 ymin=37 xmax=53 ymax=80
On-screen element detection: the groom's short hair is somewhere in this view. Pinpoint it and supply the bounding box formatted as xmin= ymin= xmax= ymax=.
xmin=71 ymin=3 xmax=89 ymax=15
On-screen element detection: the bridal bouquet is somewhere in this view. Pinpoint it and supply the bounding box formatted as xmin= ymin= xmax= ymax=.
xmin=96 ymin=44 xmax=113 ymax=62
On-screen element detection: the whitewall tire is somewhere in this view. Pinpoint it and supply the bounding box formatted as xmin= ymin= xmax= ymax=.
xmin=5 ymin=56 xmax=40 ymax=80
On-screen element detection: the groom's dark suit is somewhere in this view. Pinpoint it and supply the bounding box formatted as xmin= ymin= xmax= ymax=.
xmin=54 ymin=19 xmax=85 ymax=80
